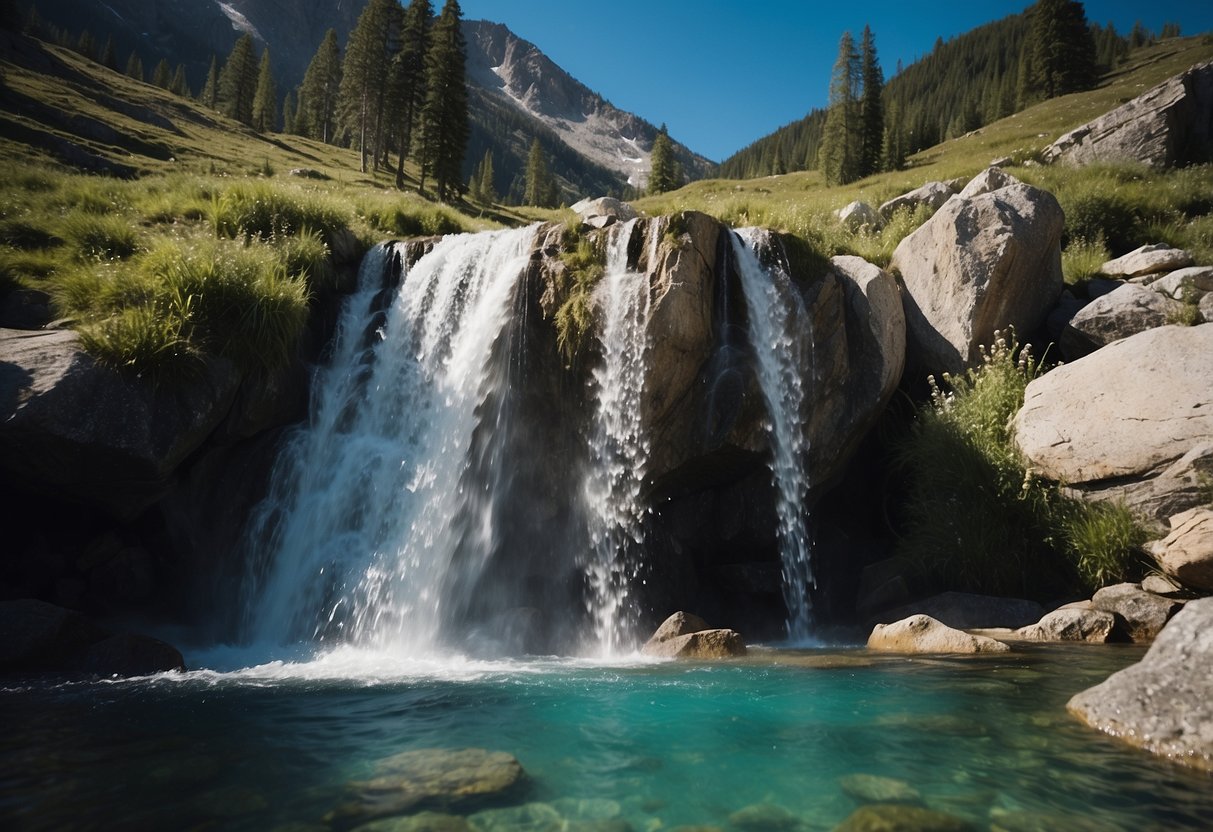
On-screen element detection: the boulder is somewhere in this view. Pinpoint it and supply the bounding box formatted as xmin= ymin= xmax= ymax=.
xmin=1059 ymin=283 xmax=1181 ymax=359
xmin=80 ymin=633 xmax=186 ymax=677
xmin=1100 ymin=244 xmax=1195 ymax=278
xmin=1140 ymin=573 xmax=1184 ymax=596
xmin=1042 ymin=59 xmax=1213 ymax=169
xmin=891 ymin=182 xmax=1063 ymax=376
xmin=837 ymin=773 xmax=922 ymax=805
xmin=1091 ymin=583 xmax=1183 ymax=642
xmin=1015 ymin=608 xmax=1115 ymax=643
xmin=833 ymin=804 xmax=975 ymax=832
xmin=0 ymin=328 xmax=241 ymax=518
xmin=728 ymin=803 xmax=802 ymax=832
xmin=1150 ymin=508 xmax=1213 ymax=592
xmin=836 ymin=201 xmax=884 ymax=232
xmin=1201 ymin=293 xmax=1213 ymax=323
xmin=571 ymin=197 xmax=637 ymax=229
xmin=1068 ymin=597 xmax=1213 ymax=771
xmin=1147 ymin=266 xmax=1213 ymax=300
xmin=867 ymin=615 xmax=1010 ymax=654
xmin=874 ymin=592 xmax=1044 ymax=630
xmin=878 ymin=181 xmax=956 ymax=219
xmin=644 ymin=629 xmax=747 ymax=659
xmin=645 ymin=611 xmax=710 ymax=643
xmin=1084 ymin=277 xmax=1123 ymax=299
xmin=1014 ymin=326 xmax=1213 ymax=521
xmin=989 ymin=156 xmax=1013 ymax=167
xmin=957 ymin=166 xmax=1020 ymax=199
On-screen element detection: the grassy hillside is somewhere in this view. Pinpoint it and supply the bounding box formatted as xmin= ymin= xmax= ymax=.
xmin=636 ymin=37 xmax=1213 ymax=269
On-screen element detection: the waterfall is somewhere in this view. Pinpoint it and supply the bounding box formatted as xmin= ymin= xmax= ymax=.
xmin=583 ymin=218 xmax=651 ymax=654
xmin=730 ymin=228 xmax=816 ymax=641
xmin=242 ymin=226 xmax=538 ymax=654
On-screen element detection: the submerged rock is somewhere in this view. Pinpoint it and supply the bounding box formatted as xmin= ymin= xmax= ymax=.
xmin=1068 ymin=597 xmax=1213 ymax=771
xmin=832 ymin=804 xmax=975 ymax=832
xmin=867 ymin=615 xmax=1010 ymax=654
xmin=1149 ymin=508 xmax=1213 ymax=592
xmin=352 ymin=811 xmax=472 ymax=832
xmin=469 ymin=803 xmax=562 ymax=832
xmin=728 ymin=803 xmax=803 ymax=832
xmin=838 ymin=773 xmax=922 ymax=806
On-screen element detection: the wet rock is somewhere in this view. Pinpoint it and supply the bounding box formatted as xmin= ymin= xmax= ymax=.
xmin=80 ymin=632 xmax=186 ymax=676
xmin=645 ymin=611 xmax=710 ymax=643
xmin=289 ymin=168 xmax=330 ymax=180
xmin=352 ymin=811 xmax=472 ymax=832
xmin=1059 ymin=283 xmax=1181 ymax=360
xmin=0 ymin=598 xmax=106 ymax=672
xmin=641 ymin=612 xmax=746 ymax=658
xmin=1100 ymin=244 xmax=1195 ymax=279
xmin=836 ymin=201 xmax=884 ymax=232
xmin=879 ymin=181 xmax=956 ymax=219
xmin=957 ymin=166 xmax=1020 ymax=199
xmin=728 ymin=803 xmax=803 ymax=832
xmin=333 ymin=749 xmax=526 ymax=825
xmin=1090 ymin=583 xmax=1183 ymax=642
xmin=1068 ymin=597 xmax=1213 ymax=771
xmin=891 ymin=182 xmax=1063 ymax=376
xmin=1014 ymin=608 xmax=1115 ymax=643
xmin=838 ymin=773 xmax=922 ymax=805
xmin=833 ymin=804 xmax=975 ymax=832
xmin=1149 ymin=508 xmax=1213 ymax=592
xmin=867 ymin=615 xmax=1010 ymax=654
xmin=469 ymin=803 xmax=562 ymax=832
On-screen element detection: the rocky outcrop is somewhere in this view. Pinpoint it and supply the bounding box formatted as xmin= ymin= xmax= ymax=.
xmin=957 ymin=166 xmax=1020 ymax=199
xmin=1146 ymin=266 xmax=1213 ymax=299
xmin=879 ymin=181 xmax=956 ymax=219
xmin=891 ymin=182 xmax=1064 ymax=376
xmin=1101 ymin=244 xmax=1195 ymax=278
xmin=1015 ymin=608 xmax=1115 ymax=643
xmin=1068 ymin=597 xmax=1213 ymax=771
xmin=640 ymin=611 xmax=746 ymax=659
xmin=0 ymin=598 xmax=184 ymax=676
xmin=1043 ymin=59 xmax=1213 ymax=169
xmin=1091 ymin=583 xmax=1183 ymax=642
xmin=873 ymin=592 xmax=1044 ymax=630
xmin=1059 ymin=283 xmax=1182 ymax=359
xmin=867 ymin=615 xmax=1010 ymax=654
xmin=571 ymin=196 xmax=637 ymax=229
xmin=836 ymin=201 xmax=883 ymax=232
xmin=1014 ymin=325 xmax=1213 ymax=523
xmin=1150 ymin=508 xmax=1213 ymax=592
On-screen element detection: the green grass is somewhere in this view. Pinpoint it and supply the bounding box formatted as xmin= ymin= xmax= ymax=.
xmin=553 ymin=229 xmax=605 ymax=364
xmin=895 ymin=331 xmax=1147 ymax=598
xmin=1060 ymin=235 xmax=1111 ymax=286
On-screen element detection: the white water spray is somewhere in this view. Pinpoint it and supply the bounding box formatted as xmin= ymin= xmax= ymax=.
xmin=242 ymin=227 xmax=538 ymax=655
xmin=584 ymin=219 xmax=651 ymax=654
xmin=731 ymin=228 xmax=816 ymax=640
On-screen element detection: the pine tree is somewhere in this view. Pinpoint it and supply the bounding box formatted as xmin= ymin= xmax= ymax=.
xmin=858 ymin=25 xmax=884 ymax=179
xmin=170 ymin=64 xmax=189 ymax=96
xmin=252 ymin=49 xmax=277 ymax=132
xmin=1027 ymin=0 xmax=1097 ymax=99
xmin=218 ymin=34 xmax=259 ymax=126
xmin=648 ymin=124 xmax=678 ymax=194
xmin=151 ymin=58 xmax=172 ymax=89
xmin=881 ymin=102 xmax=906 ymax=171
xmin=339 ymin=0 xmax=397 ymax=173
xmin=418 ymin=0 xmax=468 ymax=200
xmin=75 ymin=30 xmax=96 ymax=61
xmin=125 ymin=50 xmax=143 ymax=82
xmin=819 ymin=31 xmax=862 ymax=186
xmin=282 ymin=90 xmax=297 ymax=134
xmin=299 ymin=30 xmax=343 ymax=142
xmin=388 ymin=0 xmax=432 ymax=189
xmin=524 ymin=138 xmax=552 ymax=207
xmin=471 ymin=149 xmax=495 ymax=203
xmin=101 ymin=36 xmax=116 ymax=70
xmin=200 ymin=55 xmax=219 ymax=109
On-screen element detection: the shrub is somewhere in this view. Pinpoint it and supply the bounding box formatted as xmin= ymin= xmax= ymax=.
xmin=274 ymin=228 xmax=335 ymax=291
xmin=78 ymin=304 xmax=202 ymax=381
xmin=553 ymin=233 xmax=604 ymax=364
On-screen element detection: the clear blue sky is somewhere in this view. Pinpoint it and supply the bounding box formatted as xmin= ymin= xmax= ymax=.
xmin=456 ymin=1 xmax=1213 ymax=162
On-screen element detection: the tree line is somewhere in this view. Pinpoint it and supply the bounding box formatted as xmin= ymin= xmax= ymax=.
xmin=719 ymin=1 xmax=1182 ymax=182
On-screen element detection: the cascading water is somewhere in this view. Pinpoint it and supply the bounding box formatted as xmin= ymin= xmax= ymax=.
xmin=583 ymin=218 xmax=651 ymax=654
xmin=730 ymin=228 xmax=816 ymax=641
xmin=241 ymin=226 xmax=538 ymax=655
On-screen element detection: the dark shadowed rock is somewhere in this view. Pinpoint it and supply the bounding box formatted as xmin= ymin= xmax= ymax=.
xmin=875 ymin=592 xmax=1044 ymax=630
xmin=833 ymin=804 xmax=975 ymax=832
xmin=1090 ymin=583 xmax=1183 ymax=642
xmin=891 ymin=182 xmax=1063 ymax=376
xmin=0 ymin=598 xmax=106 ymax=672
xmin=1068 ymin=597 xmax=1213 ymax=771
xmin=1043 ymin=59 xmax=1213 ymax=169
xmin=80 ymin=633 xmax=186 ymax=676
xmin=867 ymin=615 xmax=1009 ymax=654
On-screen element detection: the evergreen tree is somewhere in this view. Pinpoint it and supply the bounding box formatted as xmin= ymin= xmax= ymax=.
xmin=299 ymin=29 xmax=342 ymax=142
xmin=524 ymin=137 xmax=552 ymax=207
xmin=389 ymin=0 xmax=432 ymax=189
xmin=1027 ymin=0 xmax=1097 ymax=99
xmin=648 ymin=124 xmax=678 ymax=195
xmin=218 ymin=34 xmax=259 ymax=126
xmin=858 ymin=25 xmax=884 ymax=178
xmin=1160 ymin=22 xmax=1180 ymax=39
xmin=471 ymin=149 xmax=495 ymax=203
xmin=881 ymin=102 xmax=906 ymax=171
xmin=101 ymin=36 xmax=116 ymax=70
xmin=75 ymin=30 xmax=96 ymax=61
xmin=819 ymin=31 xmax=861 ymax=186
xmin=152 ymin=58 xmax=172 ymax=89
xmin=418 ymin=0 xmax=468 ymax=200
xmin=170 ymin=64 xmax=189 ymax=96
xmin=282 ymin=90 xmax=297 ymax=134
xmin=339 ymin=0 xmax=396 ymax=173
xmin=125 ymin=50 xmax=143 ymax=82
xmin=252 ymin=49 xmax=277 ymax=132
xmin=200 ymin=55 xmax=219 ymax=109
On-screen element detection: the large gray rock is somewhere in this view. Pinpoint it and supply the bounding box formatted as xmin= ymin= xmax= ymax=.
xmin=1043 ymin=59 xmax=1213 ymax=169
xmin=957 ymin=166 xmax=1021 ymax=199
xmin=1014 ymin=325 xmax=1213 ymax=520
xmin=1078 ymin=442 xmax=1213 ymax=526
xmin=1201 ymin=292 xmax=1213 ymax=323
xmin=641 ymin=611 xmax=746 ymax=659
xmin=1059 ymin=282 xmax=1182 ymax=359
xmin=1150 ymin=508 xmax=1213 ymax=592
xmin=836 ymin=200 xmax=884 ymax=232
xmin=571 ymin=197 xmax=637 ymax=229
xmin=1100 ymin=244 xmax=1195 ymax=278
xmin=1091 ymin=583 xmax=1183 ymax=642
xmin=0 ymin=328 xmax=240 ymax=518
xmin=891 ymin=182 xmax=1064 ymax=376
xmin=878 ymin=181 xmax=956 ymax=219
xmin=1015 ymin=608 xmax=1115 ymax=643
xmin=867 ymin=615 xmax=1010 ymax=654
xmin=874 ymin=591 xmax=1044 ymax=630
xmin=1068 ymin=597 xmax=1213 ymax=771
xmin=1147 ymin=266 xmax=1213 ymax=300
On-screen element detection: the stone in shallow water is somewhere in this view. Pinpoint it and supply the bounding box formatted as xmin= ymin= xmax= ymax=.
xmin=832 ymin=804 xmax=975 ymax=832
xmin=987 ymin=806 xmax=1109 ymax=832
xmin=352 ymin=811 xmax=473 ymax=832
xmin=867 ymin=615 xmax=1010 ymax=654
xmin=469 ymin=802 xmax=562 ymax=832
xmin=727 ymin=803 xmax=803 ymax=832
xmin=551 ymin=798 xmax=622 ymax=821
xmin=838 ymin=773 xmax=922 ymax=806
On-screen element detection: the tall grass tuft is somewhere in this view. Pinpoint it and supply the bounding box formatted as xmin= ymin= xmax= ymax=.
xmin=553 ymin=233 xmax=604 ymax=364
xmin=1061 ymin=235 xmax=1111 ymax=285
xmin=59 ymin=213 xmax=141 ymax=260
xmin=212 ymin=182 xmax=349 ymax=241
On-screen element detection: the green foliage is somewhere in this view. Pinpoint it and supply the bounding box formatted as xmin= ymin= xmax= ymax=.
xmin=199 ymin=55 xmax=219 ymax=109
xmin=298 ymin=30 xmax=343 ymax=142
xmin=78 ymin=304 xmax=201 ymax=381
xmin=59 ymin=213 xmax=140 ymax=260
xmin=251 ymin=49 xmax=277 ymax=133
xmin=1027 ymin=0 xmax=1098 ymax=99
xmin=388 ymin=0 xmax=432 ymax=189
xmin=275 ymin=229 xmax=336 ymax=292
xmin=648 ymin=124 xmax=679 ymax=195
xmin=820 ymin=31 xmax=861 ymax=187
xmin=418 ymin=0 xmax=469 ymax=201
xmin=211 ymin=182 xmax=349 ymax=241
xmin=895 ymin=331 xmax=1146 ymax=597
xmin=218 ymin=34 xmax=259 ymax=126
xmin=524 ymin=137 xmax=557 ymax=207
xmin=1061 ymin=235 xmax=1110 ymax=285
xmin=554 ymin=232 xmax=604 ymax=364
xmin=339 ymin=0 xmax=396 ymax=173
xmin=858 ymin=26 xmax=885 ymax=180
